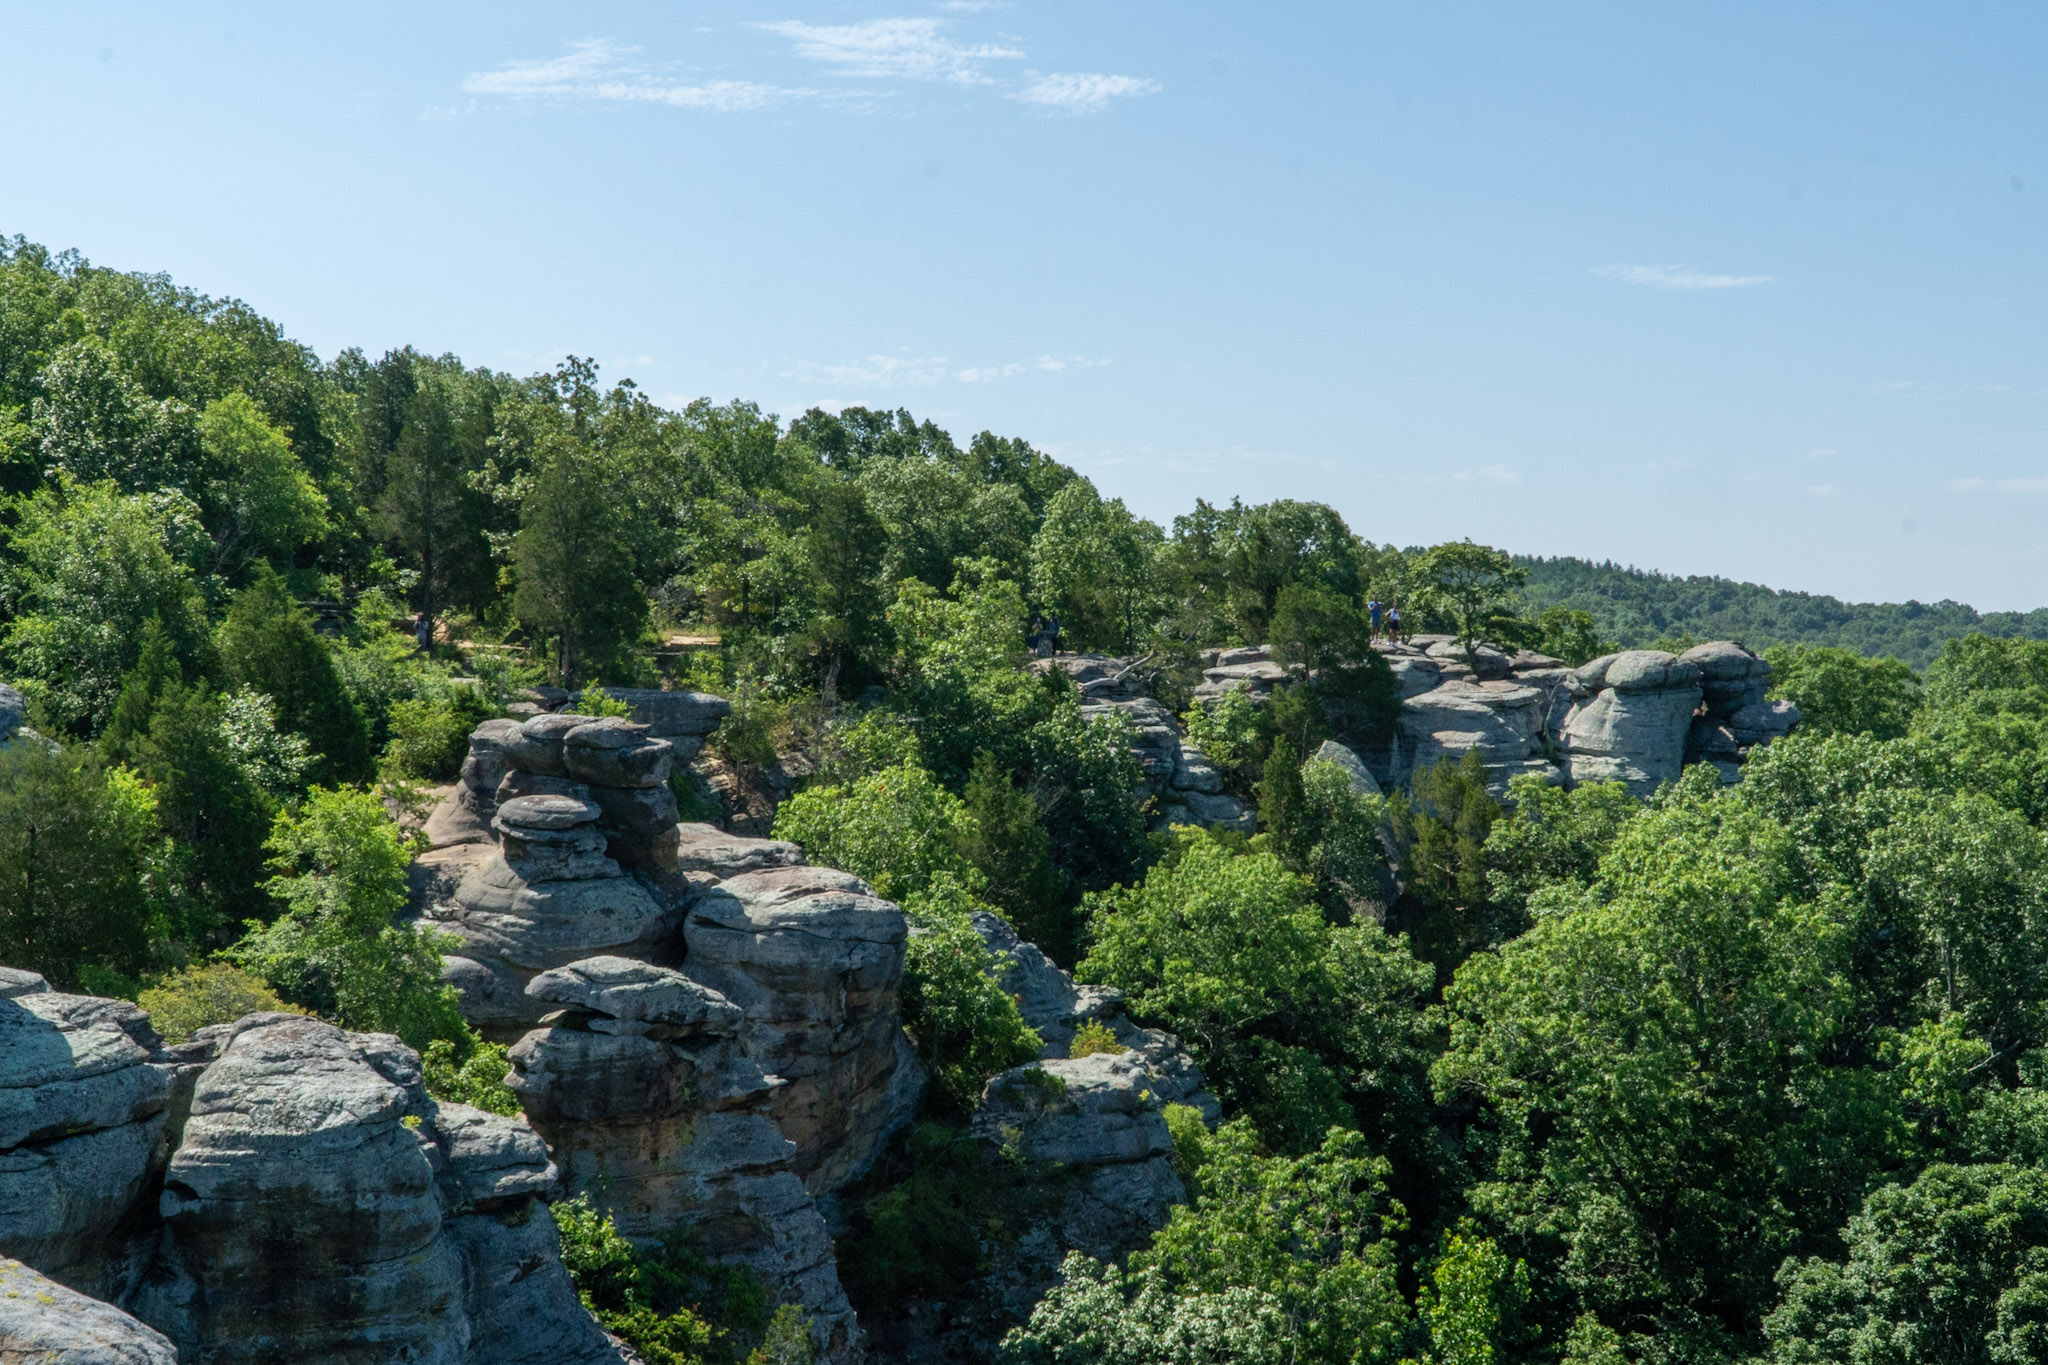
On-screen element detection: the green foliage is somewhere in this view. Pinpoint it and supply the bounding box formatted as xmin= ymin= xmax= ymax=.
xmin=132 ymin=681 xmax=276 ymax=925
xmin=1482 ymin=774 xmax=1637 ymax=921
xmin=512 ymin=426 xmax=649 ymax=689
xmin=217 ymin=567 xmax=372 ymax=782
xmin=1029 ymin=479 xmax=1166 ymax=653
xmin=233 ymin=785 xmax=468 ymax=1052
xmin=1005 ymin=1123 xmax=1412 ymax=1365
xmin=1766 ymin=642 xmax=1921 ymax=740
xmin=1257 ymin=736 xmax=1308 ymax=863
xmin=555 ymin=1194 xmax=797 ymax=1365
xmin=899 ymin=875 xmax=1043 ymax=1113
xmin=1182 ymin=683 xmax=1264 ymax=782
xmin=1389 ymin=751 xmax=1503 ymax=972
xmin=1079 ymin=834 xmax=1437 ymax=1158
xmin=1415 ymin=541 xmax=1525 ymax=657
xmin=772 ymin=762 xmax=978 ymax=902
xmin=422 ymin=1038 xmax=519 ymax=1116
xmin=1534 ymin=606 xmax=1611 ymax=667
xmin=2 ymin=479 xmax=211 ymax=736
xmin=837 ymin=1123 xmax=1001 ymax=1307
xmin=1069 ymin=1019 xmax=1126 ymax=1059
xmin=957 ymin=749 xmax=1065 ymax=952
xmin=1292 ymin=756 xmax=1391 ymax=916
xmin=1409 ymin=1225 xmax=1533 ymax=1365
xmin=0 ymin=744 xmax=166 ymax=989
xmin=1162 ymin=1103 xmax=1212 ymax=1180
xmin=1762 ymin=1163 xmax=2048 ymax=1365
xmin=1516 ymin=555 xmax=2048 ymax=670
xmin=1435 ymin=787 xmax=1906 ymax=1356
xmin=382 ymin=689 xmax=493 ymax=781
xmin=576 ymin=685 xmax=636 ymax=719
xmin=136 ymin=962 xmax=300 ymax=1042
xmin=195 ymin=391 xmax=326 ymax=573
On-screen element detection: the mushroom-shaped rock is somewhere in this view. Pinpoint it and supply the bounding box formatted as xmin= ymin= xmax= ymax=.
xmin=1561 ymin=650 xmax=1703 ymax=796
xmin=433 ymin=1102 xmax=560 ymax=1215
xmin=495 ymin=793 xmax=601 ymax=833
xmin=503 ymin=713 xmax=587 ymax=778
xmin=0 ymin=1256 xmax=178 ymax=1364
xmin=526 ymin=957 xmax=742 ymax=1035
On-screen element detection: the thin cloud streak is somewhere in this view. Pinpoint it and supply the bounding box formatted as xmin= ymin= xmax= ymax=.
xmin=1017 ymin=73 xmax=1161 ymax=113
xmin=461 ymin=40 xmax=796 ymax=111
xmin=757 ymin=18 xmax=1021 ymax=84
xmin=1592 ymin=264 xmax=1773 ymax=290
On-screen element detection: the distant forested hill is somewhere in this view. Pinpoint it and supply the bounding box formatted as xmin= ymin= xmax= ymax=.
xmin=1515 ymin=555 xmax=2048 ymax=669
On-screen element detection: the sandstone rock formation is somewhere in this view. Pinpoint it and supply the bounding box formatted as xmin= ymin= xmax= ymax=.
xmin=0 ymin=1255 xmax=178 ymax=1364
xmin=684 ymin=866 xmax=923 ymax=1194
xmin=0 ymin=988 xmax=620 ymax=1365
xmin=1559 ymin=650 xmax=1706 ymax=795
xmin=1679 ymin=641 xmax=1801 ymax=779
xmin=507 ymin=956 xmax=860 ymax=1362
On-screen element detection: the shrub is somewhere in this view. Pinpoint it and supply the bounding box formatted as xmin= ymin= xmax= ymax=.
xmin=422 ymin=1037 xmax=519 ymax=1116
xmin=381 ymin=689 xmax=492 ymax=781
xmin=1162 ymin=1103 xmax=1211 ymax=1180
xmin=1183 ymin=683 xmax=1263 ymax=780
xmin=900 ymin=875 xmax=1042 ymax=1112
xmin=772 ymin=763 xmax=978 ymax=902
xmin=137 ymin=962 xmax=300 ymax=1042
xmin=555 ymin=1194 xmax=803 ymax=1365
xmin=1068 ymin=1019 xmax=1125 ymax=1058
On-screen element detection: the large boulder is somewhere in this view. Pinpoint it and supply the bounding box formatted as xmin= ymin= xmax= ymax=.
xmin=0 ymin=1256 xmax=177 ymax=1364
xmin=1561 ymin=651 xmax=1703 ymax=796
xmin=0 ymin=983 xmax=174 ymax=1300
xmin=1395 ymin=681 xmax=1563 ymax=796
xmin=683 ymin=867 xmax=922 ymax=1193
xmin=141 ymin=1013 xmax=618 ymax=1365
xmin=508 ymin=959 xmax=859 ymax=1363
xmin=592 ymin=689 xmax=731 ymax=762
xmin=1078 ymin=697 xmax=1182 ymax=791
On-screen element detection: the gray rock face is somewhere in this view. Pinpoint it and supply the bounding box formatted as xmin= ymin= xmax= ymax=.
xmin=684 ymin=867 xmax=922 ymax=1194
xmin=0 ymin=990 xmax=173 ymax=1300
xmin=1424 ymin=639 xmax=1513 ymax=681
xmin=1311 ymin=740 xmax=1381 ymax=796
xmin=0 ymin=1256 xmax=177 ymax=1364
xmin=106 ymin=1012 xmax=623 ymax=1365
xmin=1561 ymin=651 xmax=1704 ymax=796
xmin=1079 ymin=697 xmax=1181 ymax=789
xmin=507 ymin=961 xmax=859 ymax=1363
xmin=1397 ymin=680 xmax=1563 ymax=796
xmin=673 ymin=823 xmax=807 ymax=880
xmin=1169 ymin=745 xmax=1225 ymax=795
xmin=598 ymin=689 xmax=732 ymax=744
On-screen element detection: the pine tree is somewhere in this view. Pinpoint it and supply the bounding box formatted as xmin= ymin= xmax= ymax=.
xmin=216 ymin=567 xmax=371 ymax=783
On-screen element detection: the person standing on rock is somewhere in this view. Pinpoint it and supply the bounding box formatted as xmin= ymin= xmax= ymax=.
xmin=1368 ymin=597 xmax=1383 ymax=640
xmin=1048 ymin=614 xmax=1063 ymax=655
xmin=1387 ymin=602 xmax=1402 ymax=642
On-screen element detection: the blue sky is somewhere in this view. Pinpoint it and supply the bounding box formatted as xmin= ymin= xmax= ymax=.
xmin=5 ymin=3 xmax=2047 ymax=607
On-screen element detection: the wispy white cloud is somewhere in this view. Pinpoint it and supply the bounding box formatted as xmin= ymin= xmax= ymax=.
xmin=1016 ymin=72 xmax=1161 ymax=114
xmin=757 ymin=18 xmax=1021 ymax=84
xmin=1413 ymin=464 xmax=1520 ymax=486
xmin=1592 ymin=264 xmax=1773 ymax=291
xmin=461 ymin=39 xmax=796 ymax=111
xmin=1950 ymin=475 xmax=2048 ymax=493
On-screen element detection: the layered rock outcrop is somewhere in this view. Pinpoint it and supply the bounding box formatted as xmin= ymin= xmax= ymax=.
xmin=1679 ymin=641 xmax=1800 ymax=779
xmin=685 ymin=866 xmax=922 ymax=1194
xmin=0 ymin=980 xmax=620 ymax=1365
xmin=508 ymin=956 xmax=860 ymax=1361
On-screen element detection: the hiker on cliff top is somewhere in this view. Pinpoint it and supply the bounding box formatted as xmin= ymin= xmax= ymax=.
xmin=1386 ymin=602 xmax=1402 ymax=642
xmin=1368 ymin=598 xmax=1383 ymax=639
xmin=1048 ymin=614 xmax=1063 ymax=654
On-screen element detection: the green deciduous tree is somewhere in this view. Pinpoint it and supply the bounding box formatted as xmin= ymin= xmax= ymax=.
xmin=2 ymin=480 xmax=211 ymax=736
xmin=1415 ymin=541 xmax=1526 ymax=657
xmin=1766 ymin=642 xmax=1921 ymax=740
xmin=0 ymin=743 xmax=162 ymax=989
xmin=196 ymin=390 xmax=326 ymax=575
xmin=233 ymin=786 xmax=468 ymax=1052
xmin=216 ymin=567 xmax=372 ymax=782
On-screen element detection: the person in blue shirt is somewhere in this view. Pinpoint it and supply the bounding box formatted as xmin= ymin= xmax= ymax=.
xmin=1368 ymin=598 xmax=1383 ymax=639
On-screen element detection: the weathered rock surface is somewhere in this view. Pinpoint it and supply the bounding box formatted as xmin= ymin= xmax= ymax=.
xmin=139 ymin=1012 xmax=619 ymax=1365
xmin=1396 ymin=680 xmax=1563 ymax=796
xmin=1312 ymin=739 xmax=1382 ymax=796
xmin=1078 ymin=697 xmax=1181 ymax=789
xmin=507 ymin=959 xmax=859 ymax=1363
xmin=685 ymin=867 xmax=922 ymax=1194
xmin=1560 ymin=650 xmax=1704 ymax=796
xmin=674 ymin=823 xmax=807 ymax=880
xmin=0 ymin=985 xmax=173 ymax=1300
xmin=0 ymin=1256 xmax=178 ymax=1364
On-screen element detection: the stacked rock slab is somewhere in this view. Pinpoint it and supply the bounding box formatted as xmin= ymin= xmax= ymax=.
xmin=0 ymin=973 xmax=174 ymax=1304
xmin=427 ymin=789 xmax=677 ymax=1040
xmin=1559 ymin=651 xmax=1705 ymax=796
xmin=0 ymin=980 xmax=619 ymax=1365
xmin=507 ymin=956 xmax=859 ymax=1363
xmin=1680 ymin=641 xmax=1801 ymax=779
xmin=684 ymin=866 xmax=923 ymax=1195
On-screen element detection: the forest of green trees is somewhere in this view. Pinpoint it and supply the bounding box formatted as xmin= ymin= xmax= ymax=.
xmin=8 ymin=233 xmax=2048 ymax=1365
